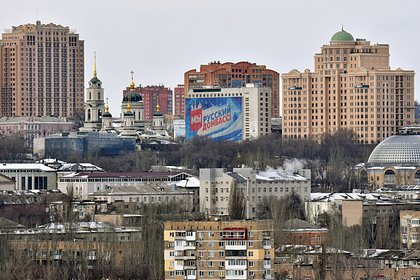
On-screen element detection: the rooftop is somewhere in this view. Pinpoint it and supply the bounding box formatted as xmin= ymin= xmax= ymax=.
xmin=0 ymin=163 xmax=55 ymax=172
xmin=61 ymin=171 xmax=192 ymax=179
xmin=330 ymin=29 xmax=354 ymax=42
xmin=91 ymin=185 xmax=192 ymax=196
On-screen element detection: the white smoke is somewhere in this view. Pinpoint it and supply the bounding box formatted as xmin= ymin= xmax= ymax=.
xmin=265 ymin=158 xmax=307 ymax=176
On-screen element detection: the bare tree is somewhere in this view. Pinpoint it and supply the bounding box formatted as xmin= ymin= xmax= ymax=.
xmin=228 ymin=183 xmax=245 ymax=220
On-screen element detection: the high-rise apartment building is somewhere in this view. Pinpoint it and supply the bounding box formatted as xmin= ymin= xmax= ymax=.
xmin=185 ymin=61 xmax=280 ymax=118
xmin=122 ymin=84 xmax=172 ymax=120
xmin=282 ymin=29 xmax=415 ymax=143
xmin=0 ymin=21 xmax=84 ymax=117
xmin=174 ymin=84 xmax=185 ymax=117
xmin=164 ymin=220 xmax=274 ymax=280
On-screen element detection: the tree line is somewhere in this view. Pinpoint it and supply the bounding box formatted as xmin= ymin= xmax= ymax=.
xmin=54 ymin=128 xmax=374 ymax=192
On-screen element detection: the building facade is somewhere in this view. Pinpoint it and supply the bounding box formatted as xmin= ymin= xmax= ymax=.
xmin=282 ymin=29 xmax=415 ymax=143
xmin=186 ymin=85 xmax=271 ymax=142
xmin=33 ymin=131 xmax=136 ymax=159
xmin=363 ymin=128 xmax=420 ymax=189
xmin=281 ymin=219 xmax=329 ymax=246
xmin=0 ymin=116 xmax=74 ymax=147
xmin=174 ymin=84 xmax=185 ymax=117
xmin=185 ymin=61 xmax=280 ymax=118
xmin=200 ymin=168 xmax=311 ymax=219
xmin=0 ymin=21 xmax=84 ymax=117
xmin=173 ymin=119 xmax=186 ymax=139
xmin=400 ymin=210 xmax=420 ymax=249
xmin=0 ymin=163 xmax=57 ymax=191
xmin=89 ymin=185 xmax=194 ymax=211
xmin=57 ymin=171 xmax=193 ymax=199
xmin=163 ymin=220 xmax=274 ymax=280
xmin=122 ymin=84 xmax=173 ymax=120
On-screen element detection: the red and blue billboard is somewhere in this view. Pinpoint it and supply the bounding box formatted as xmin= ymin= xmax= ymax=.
xmin=186 ymin=97 xmax=242 ymax=142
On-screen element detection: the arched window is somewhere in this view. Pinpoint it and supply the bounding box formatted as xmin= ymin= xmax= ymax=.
xmin=384 ymin=169 xmax=396 ymax=185
xmin=87 ymin=109 xmax=91 ymax=121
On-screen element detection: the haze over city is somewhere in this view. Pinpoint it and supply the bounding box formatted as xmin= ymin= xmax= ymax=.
xmin=1 ymin=0 xmax=419 ymax=115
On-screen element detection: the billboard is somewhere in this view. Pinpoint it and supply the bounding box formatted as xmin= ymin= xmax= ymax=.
xmin=186 ymin=97 xmax=242 ymax=141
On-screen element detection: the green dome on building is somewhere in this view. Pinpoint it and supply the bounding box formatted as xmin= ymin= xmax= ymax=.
xmin=123 ymin=90 xmax=142 ymax=102
xmin=331 ymin=29 xmax=354 ymax=42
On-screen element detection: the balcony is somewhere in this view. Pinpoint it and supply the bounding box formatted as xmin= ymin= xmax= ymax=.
xmin=184 ymin=244 xmax=196 ymax=250
xmin=225 ymin=264 xmax=247 ymax=270
xmin=174 ymin=255 xmax=196 ymax=260
xmin=225 ymin=244 xmax=246 ymax=250
xmin=186 ymin=274 xmax=197 ymax=280
xmin=225 ymin=250 xmax=247 ymax=259
xmin=263 ymin=244 xmax=272 ymax=250
xmin=264 ymin=262 xmax=271 ymax=269
xmin=174 ymin=241 xmax=186 ymax=250
xmin=186 ymin=232 xmax=196 ymax=241
xmin=174 ymin=264 xmax=183 ymax=271
xmin=226 ymin=273 xmax=247 ymax=280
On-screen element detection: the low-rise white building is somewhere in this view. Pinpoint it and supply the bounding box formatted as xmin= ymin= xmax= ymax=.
xmin=89 ymin=185 xmax=194 ymax=211
xmin=58 ymin=171 xmax=193 ymax=199
xmin=200 ymin=167 xmax=311 ymax=219
xmin=0 ymin=163 xmax=57 ymax=191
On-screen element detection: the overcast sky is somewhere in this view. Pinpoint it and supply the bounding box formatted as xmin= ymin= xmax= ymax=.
xmin=2 ymin=0 xmax=419 ymax=115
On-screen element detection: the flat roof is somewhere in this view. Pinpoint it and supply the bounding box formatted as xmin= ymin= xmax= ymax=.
xmin=0 ymin=163 xmax=55 ymax=172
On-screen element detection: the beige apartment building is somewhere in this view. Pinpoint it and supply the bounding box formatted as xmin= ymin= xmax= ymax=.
xmin=400 ymin=210 xmax=420 ymax=249
xmin=164 ymin=220 xmax=274 ymax=280
xmin=282 ymin=28 xmax=415 ymax=143
xmin=0 ymin=21 xmax=84 ymax=117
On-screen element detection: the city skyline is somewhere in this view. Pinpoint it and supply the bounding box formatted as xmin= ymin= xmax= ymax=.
xmin=1 ymin=0 xmax=419 ymax=115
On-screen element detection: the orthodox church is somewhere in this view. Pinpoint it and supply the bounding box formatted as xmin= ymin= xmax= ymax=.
xmin=80 ymin=54 xmax=170 ymax=142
